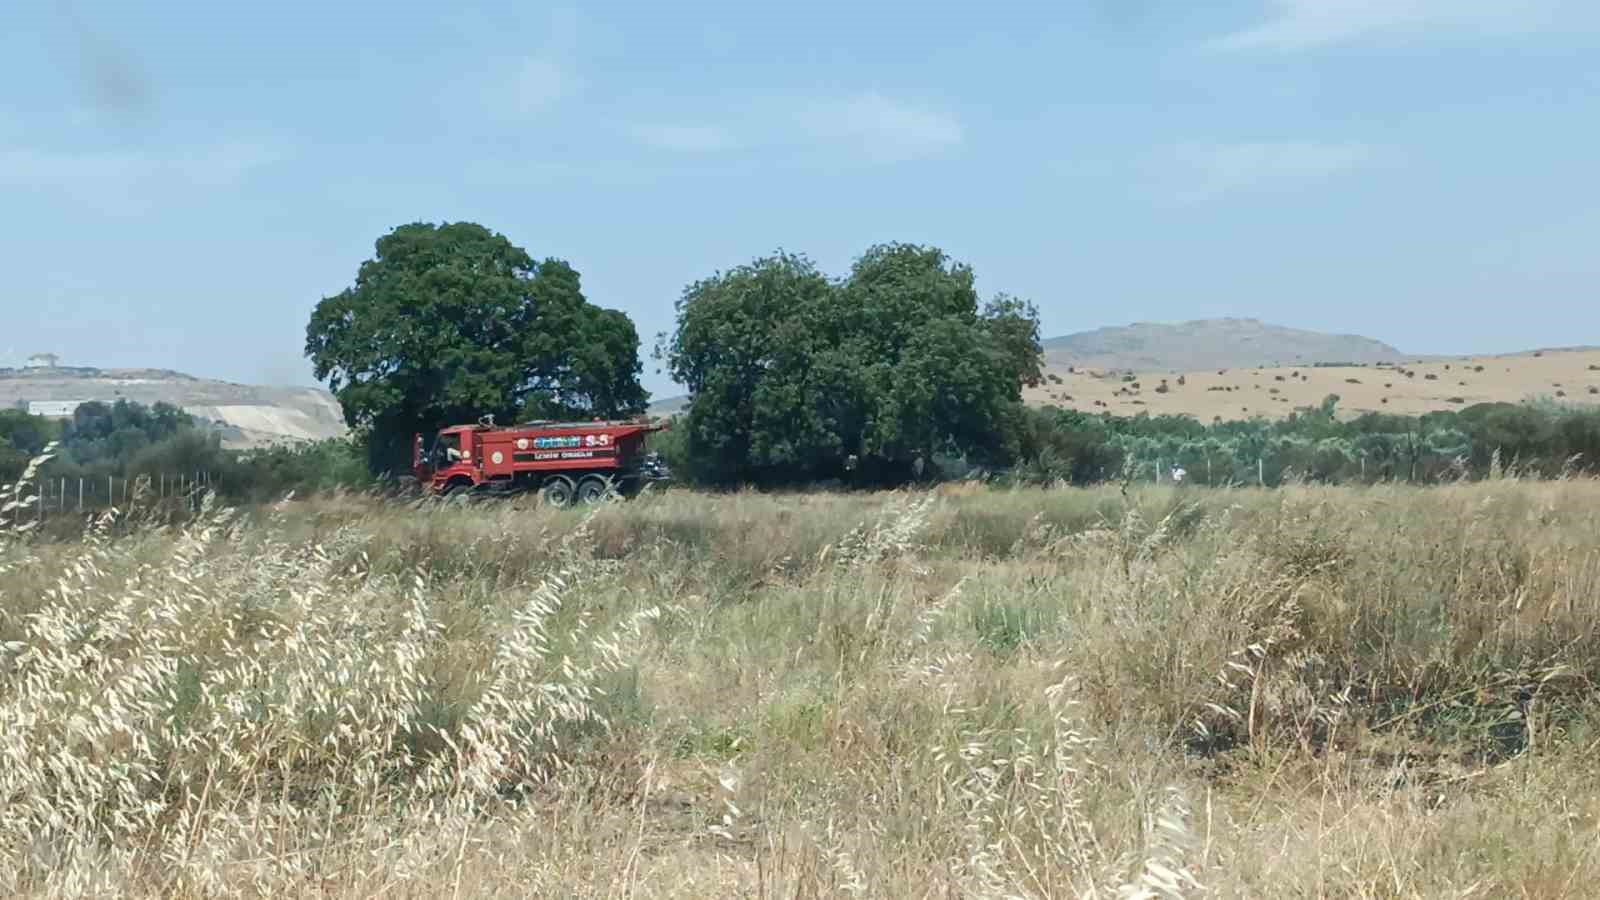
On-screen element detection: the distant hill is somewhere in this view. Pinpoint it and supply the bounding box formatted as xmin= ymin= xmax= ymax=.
xmin=648 ymin=394 xmax=690 ymax=417
xmin=1043 ymin=317 xmax=1404 ymax=372
xmin=648 ymin=318 xmax=1404 ymax=416
xmin=0 ymin=365 xmax=346 ymax=450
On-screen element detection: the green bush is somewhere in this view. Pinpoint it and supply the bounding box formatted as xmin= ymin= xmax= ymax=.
xmin=0 ymin=400 xmax=373 ymax=503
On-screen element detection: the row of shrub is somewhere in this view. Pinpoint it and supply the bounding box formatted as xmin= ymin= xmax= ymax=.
xmin=7 ymin=393 xmax=1600 ymax=502
xmin=651 ymin=392 xmax=1600 ymax=489
xmin=1008 ymin=393 xmax=1600 ymax=487
xmin=1 ymin=401 xmax=367 ymax=502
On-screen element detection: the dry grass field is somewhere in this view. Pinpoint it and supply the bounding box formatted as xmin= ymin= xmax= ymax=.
xmin=4 ymin=479 xmax=1600 ymax=897
xmin=1026 ymin=347 xmax=1600 ymax=420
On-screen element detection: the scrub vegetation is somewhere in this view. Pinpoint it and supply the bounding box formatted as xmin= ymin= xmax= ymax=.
xmin=5 ymin=457 xmax=1600 ymax=897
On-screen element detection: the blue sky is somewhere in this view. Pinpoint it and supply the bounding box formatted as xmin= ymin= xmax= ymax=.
xmin=3 ymin=0 xmax=1598 ymax=399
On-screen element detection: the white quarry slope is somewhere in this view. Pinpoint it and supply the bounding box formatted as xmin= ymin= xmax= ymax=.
xmin=0 ymin=365 xmax=347 ymax=450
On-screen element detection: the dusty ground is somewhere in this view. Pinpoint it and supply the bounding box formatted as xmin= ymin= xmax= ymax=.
xmin=1025 ymin=346 xmax=1600 ymax=419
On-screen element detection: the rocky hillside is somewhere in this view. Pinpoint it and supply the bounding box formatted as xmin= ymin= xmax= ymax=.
xmin=0 ymin=366 xmax=346 ymax=450
xmin=1043 ymin=317 xmax=1404 ymax=372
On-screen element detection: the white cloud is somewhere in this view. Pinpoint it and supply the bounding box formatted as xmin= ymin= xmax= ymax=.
xmin=1213 ymin=0 xmax=1565 ymax=50
xmin=461 ymin=157 xmax=661 ymax=188
xmin=506 ymin=56 xmax=579 ymax=115
xmin=796 ymin=92 xmax=963 ymax=163
xmin=0 ymin=139 xmax=289 ymax=200
xmin=174 ymin=140 xmax=292 ymax=186
xmin=456 ymin=7 xmax=585 ymax=121
xmin=0 ymin=146 xmax=143 ymax=182
xmin=1160 ymin=140 xmax=1374 ymax=200
xmin=625 ymin=123 xmax=738 ymax=153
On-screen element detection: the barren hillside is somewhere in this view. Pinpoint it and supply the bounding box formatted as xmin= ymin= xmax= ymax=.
xmin=1044 ymin=317 xmax=1403 ymax=372
xmin=0 ymin=366 xmax=346 ymax=449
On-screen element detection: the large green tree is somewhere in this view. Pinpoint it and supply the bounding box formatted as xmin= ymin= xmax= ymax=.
xmin=305 ymin=222 xmax=648 ymax=473
xmin=658 ymin=242 xmax=1042 ymax=485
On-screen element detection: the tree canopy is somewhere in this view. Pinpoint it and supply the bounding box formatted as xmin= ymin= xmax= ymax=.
xmin=658 ymin=243 xmax=1042 ymax=485
xmin=62 ymin=400 xmax=193 ymax=467
xmin=305 ymin=222 xmax=648 ymax=473
xmin=0 ymin=409 xmax=61 ymax=459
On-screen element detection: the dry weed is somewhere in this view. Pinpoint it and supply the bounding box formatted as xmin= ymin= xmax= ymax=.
xmin=3 ymin=459 xmax=1600 ymax=897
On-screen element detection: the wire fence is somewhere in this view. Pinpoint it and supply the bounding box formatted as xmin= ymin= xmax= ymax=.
xmin=10 ymin=472 xmax=217 ymax=522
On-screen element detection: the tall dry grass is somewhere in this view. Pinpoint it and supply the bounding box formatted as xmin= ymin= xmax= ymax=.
xmin=3 ymin=470 xmax=1600 ymax=897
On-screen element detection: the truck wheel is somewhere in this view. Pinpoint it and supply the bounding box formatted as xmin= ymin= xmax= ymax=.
xmin=576 ymin=475 xmax=613 ymax=505
xmin=540 ymin=476 xmax=575 ymax=508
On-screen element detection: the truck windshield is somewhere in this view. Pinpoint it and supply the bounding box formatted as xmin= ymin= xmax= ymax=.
xmin=432 ymin=433 xmax=461 ymax=464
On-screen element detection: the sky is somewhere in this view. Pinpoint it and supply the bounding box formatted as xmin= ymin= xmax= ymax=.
xmin=3 ymin=0 xmax=1599 ymax=399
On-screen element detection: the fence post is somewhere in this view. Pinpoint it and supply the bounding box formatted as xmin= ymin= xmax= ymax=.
xmin=1258 ymin=457 xmax=1264 ymax=486
xmin=78 ymin=477 xmax=83 ymax=512
xmin=60 ymin=477 xmax=65 ymax=512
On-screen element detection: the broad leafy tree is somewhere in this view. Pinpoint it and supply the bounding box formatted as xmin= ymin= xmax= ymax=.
xmin=0 ymin=409 xmax=62 ymax=458
xmin=656 ymin=251 xmax=840 ymax=482
xmin=658 ymin=242 xmax=1042 ymax=485
xmin=305 ymin=222 xmax=648 ymax=473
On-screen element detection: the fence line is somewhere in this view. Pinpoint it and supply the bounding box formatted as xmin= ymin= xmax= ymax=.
xmin=18 ymin=472 xmax=216 ymax=521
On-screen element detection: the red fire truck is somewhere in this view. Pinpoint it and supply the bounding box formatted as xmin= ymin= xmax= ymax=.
xmin=412 ymin=415 xmax=671 ymax=506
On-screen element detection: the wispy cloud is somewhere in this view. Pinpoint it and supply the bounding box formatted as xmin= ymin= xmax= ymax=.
xmin=1213 ymin=0 xmax=1565 ymax=51
xmin=460 ymin=157 xmax=663 ymax=189
xmin=464 ymin=6 xmax=584 ymax=121
xmin=174 ymin=140 xmax=292 ymax=186
xmin=0 ymin=146 xmax=145 ymax=182
xmin=1158 ymin=140 xmax=1375 ymax=201
xmin=0 ymin=110 xmax=16 ymax=139
xmin=624 ymin=123 xmax=738 ymax=153
xmin=0 ymin=139 xmax=290 ymax=206
xmin=611 ymin=93 xmax=962 ymax=165
xmin=505 ymin=56 xmax=579 ymax=115
xmin=457 ymin=53 xmax=580 ymax=124
xmin=796 ymin=92 xmax=963 ymax=163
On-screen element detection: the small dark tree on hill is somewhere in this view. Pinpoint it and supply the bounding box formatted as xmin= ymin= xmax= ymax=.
xmin=305 ymin=222 xmax=648 ymax=474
